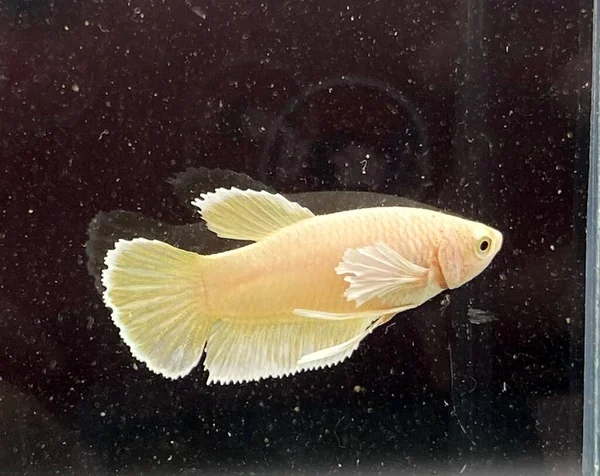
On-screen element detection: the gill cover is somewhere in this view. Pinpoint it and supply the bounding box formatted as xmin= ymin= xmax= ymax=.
xmin=437 ymin=236 xmax=465 ymax=289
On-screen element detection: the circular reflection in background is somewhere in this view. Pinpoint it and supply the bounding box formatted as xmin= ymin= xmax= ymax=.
xmin=259 ymin=75 xmax=432 ymax=199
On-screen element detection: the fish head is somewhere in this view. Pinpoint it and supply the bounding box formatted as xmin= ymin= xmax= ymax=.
xmin=437 ymin=219 xmax=503 ymax=289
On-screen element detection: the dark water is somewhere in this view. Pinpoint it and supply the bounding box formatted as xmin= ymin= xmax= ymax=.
xmin=0 ymin=0 xmax=591 ymax=474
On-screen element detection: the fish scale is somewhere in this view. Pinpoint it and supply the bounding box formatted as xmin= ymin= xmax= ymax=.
xmin=206 ymin=208 xmax=461 ymax=321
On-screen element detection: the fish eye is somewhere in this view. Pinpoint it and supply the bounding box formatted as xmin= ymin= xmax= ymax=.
xmin=476 ymin=237 xmax=492 ymax=256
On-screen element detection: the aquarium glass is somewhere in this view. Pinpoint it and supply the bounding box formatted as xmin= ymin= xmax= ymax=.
xmin=0 ymin=0 xmax=594 ymax=474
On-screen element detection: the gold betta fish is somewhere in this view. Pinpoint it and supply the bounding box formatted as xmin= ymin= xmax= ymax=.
xmin=101 ymin=188 xmax=503 ymax=384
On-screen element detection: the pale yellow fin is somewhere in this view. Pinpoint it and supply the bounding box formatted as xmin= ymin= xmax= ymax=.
xmin=202 ymin=316 xmax=377 ymax=384
xmin=297 ymin=313 xmax=395 ymax=365
xmin=102 ymin=238 xmax=215 ymax=379
xmin=335 ymin=242 xmax=429 ymax=306
xmin=293 ymin=304 xmax=414 ymax=320
xmin=297 ymin=327 xmax=371 ymax=365
xmin=191 ymin=187 xmax=315 ymax=241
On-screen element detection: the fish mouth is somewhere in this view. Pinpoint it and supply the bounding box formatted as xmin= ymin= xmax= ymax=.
xmin=492 ymin=228 xmax=504 ymax=254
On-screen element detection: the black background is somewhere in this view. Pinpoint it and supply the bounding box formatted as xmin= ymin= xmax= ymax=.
xmin=0 ymin=0 xmax=591 ymax=474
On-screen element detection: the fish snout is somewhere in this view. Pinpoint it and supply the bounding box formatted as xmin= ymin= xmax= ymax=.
xmin=491 ymin=228 xmax=504 ymax=254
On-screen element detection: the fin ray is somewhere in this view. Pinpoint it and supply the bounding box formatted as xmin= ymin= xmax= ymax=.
xmin=297 ymin=312 xmax=399 ymax=365
xmin=203 ymin=316 xmax=377 ymax=384
xmin=102 ymin=238 xmax=216 ymax=379
xmin=293 ymin=304 xmax=414 ymax=320
xmin=335 ymin=242 xmax=429 ymax=306
xmin=191 ymin=187 xmax=315 ymax=241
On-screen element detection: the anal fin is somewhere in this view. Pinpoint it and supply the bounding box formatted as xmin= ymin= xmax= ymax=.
xmin=203 ymin=315 xmax=377 ymax=384
xmin=297 ymin=313 xmax=396 ymax=365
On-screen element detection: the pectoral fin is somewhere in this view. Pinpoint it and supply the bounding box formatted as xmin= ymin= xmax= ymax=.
xmin=191 ymin=187 xmax=315 ymax=241
xmin=335 ymin=242 xmax=429 ymax=306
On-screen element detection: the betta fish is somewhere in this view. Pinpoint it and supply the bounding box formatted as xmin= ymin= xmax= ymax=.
xmin=101 ymin=187 xmax=503 ymax=384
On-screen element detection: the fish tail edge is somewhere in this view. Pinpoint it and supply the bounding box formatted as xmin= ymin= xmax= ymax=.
xmin=101 ymin=238 xmax=214 ymax=379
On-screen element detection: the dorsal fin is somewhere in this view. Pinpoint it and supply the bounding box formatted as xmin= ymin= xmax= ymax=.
xmin=191 ymin=187 xmax=315 ymax=241
xmin=168 ymin=167 xmax=276 ymax=213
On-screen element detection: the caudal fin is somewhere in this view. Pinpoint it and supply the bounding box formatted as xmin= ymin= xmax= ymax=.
xmin=101 ymin=238 xmax=214 ymax=379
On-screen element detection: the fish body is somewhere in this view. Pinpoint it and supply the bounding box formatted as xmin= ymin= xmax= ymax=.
xmin=102 ymin=188 xmax=503 ymax=384
xmin=210 ymin=207 xmax=453 ymax=321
